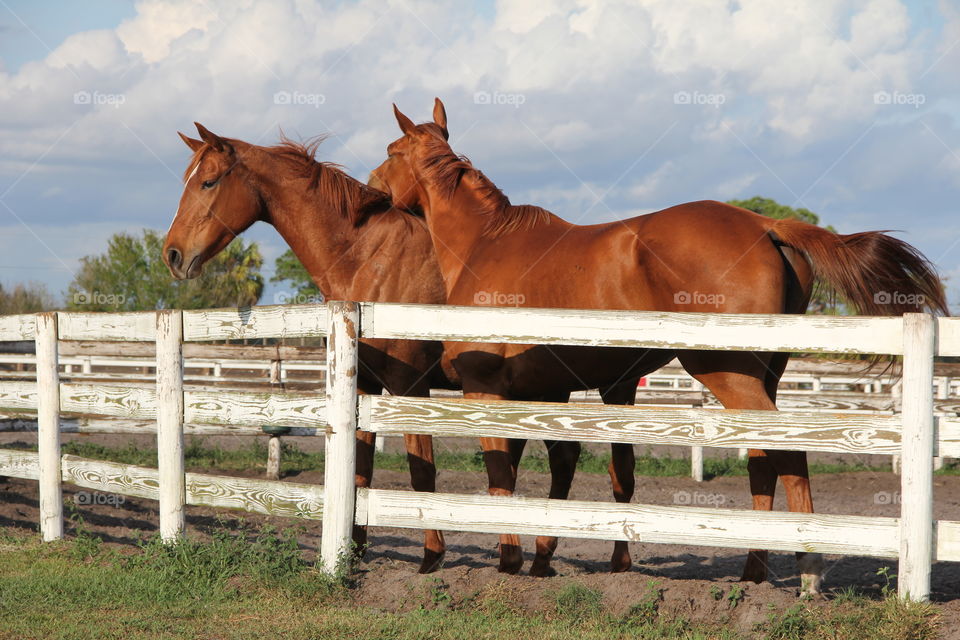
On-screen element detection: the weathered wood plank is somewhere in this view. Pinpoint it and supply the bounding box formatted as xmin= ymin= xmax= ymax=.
xmin=185 ymin=471 xmax=323 ymax=519
xmin=936 ymin=520 xmax=960 ymax=562
xmin=362 ymin=396 xmax=902 ymax=454
xmin=0 ymin=314 xmax=35 ymax=341
xmin=62 ymin=454 xmax=160 ymax=500
xmin=57 ymin=312 xmax=156 ymax=342
xmin=0 ymin=415 xmax=321 ymax=437
xmin=58 ymin=341 xmax=326 ymax=361
xmin=0 ymin=381 xmax=38 ymax=410
xmin=182 ymin=305 xmax=328 ymax=341
xmin=362 ymin=303 xmax=904 ymax=355
xmin=937 ymin=317 xmax=960 ymax=357
xmin=56 ymin=383 xmax=327 ymax=429
xmin=60 ymin=383 xmax=157 ymax=418
xmin=60 ymin=455 xmax=324 ymax=519
xmin=0 ymin=448 xmax=39 ymax=480
xmin=185 ymin=390 xmax=326 ymax=428
xmin=358 ymin=489 xmax=900 ymax=558
xmin=936 ymin=418 xmax=960 ymax=458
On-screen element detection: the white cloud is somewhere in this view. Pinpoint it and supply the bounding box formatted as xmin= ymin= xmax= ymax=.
xmin=0 ymin=0 xmax=957 ymax=300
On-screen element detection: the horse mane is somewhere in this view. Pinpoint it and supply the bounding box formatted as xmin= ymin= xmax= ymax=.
xmin=183 ymin=135 xmax=395 ymax=226
xmin=264 ymin=135 xmax=393 ymax=226
xmin=418 ymin=133 xmax=553 ymax=238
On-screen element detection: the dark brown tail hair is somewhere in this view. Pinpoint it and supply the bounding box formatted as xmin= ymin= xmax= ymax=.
xmin=769 ymin=218 xmax=948 ymax=316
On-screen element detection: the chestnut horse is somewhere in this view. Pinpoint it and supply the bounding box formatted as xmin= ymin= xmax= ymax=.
xmin=162 ymin=124 xmax=589 ymax=573
xmin=370 ymin=99 xmax=948 ymax=593
xmin=163 ymin=124 xmax=450 ymax=571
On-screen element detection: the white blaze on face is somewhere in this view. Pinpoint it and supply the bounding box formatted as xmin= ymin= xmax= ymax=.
xmin=167 ymin=159 xmax=203 ymax=234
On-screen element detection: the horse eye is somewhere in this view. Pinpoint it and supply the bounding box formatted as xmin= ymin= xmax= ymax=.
xmin=201 ymin=179 xmax=218 ymax=190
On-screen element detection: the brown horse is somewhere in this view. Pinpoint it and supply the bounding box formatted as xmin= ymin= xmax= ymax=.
xmin=369 ymin=98 xmax=948 ymax=593
xmin=163 ymin=124 xmax=451 ymax=572
xmin=162 ymin=124 xmax=588 ymax=574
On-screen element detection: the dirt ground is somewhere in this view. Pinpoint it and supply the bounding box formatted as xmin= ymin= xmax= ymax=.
xmin=2 ymin=431 xmax=960 ymax=637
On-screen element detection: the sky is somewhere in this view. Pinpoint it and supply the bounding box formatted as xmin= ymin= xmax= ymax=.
xmin=0 ymin=0 xmax=958 ymax=307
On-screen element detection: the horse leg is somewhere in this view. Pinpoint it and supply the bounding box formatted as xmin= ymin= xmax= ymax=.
xmin=471 ymin=392 xmax=525 ymax=573
xmin=741 ymin=352 xmax=786 ymax=584
xmin=600 ymin=379 xmax=640 ymax=573
xmin=528 ymin=391 xmax=577 ymax=577
xmin=679 ymin=351 xmax=822 ymax=593
xmin=526 ymin=439 xmax=581 ymax=577
xmin=404 ymin=433 xmax=446 ymax=573
xmin=741 ymin=449 xmax=776 ymax=583
xmin=391 ymin=373 xmax=446 ymax=574
xmin=757 ymin=352 xmax=823 ymax=594
xmin=352 ymin=383 xmax=381 ymax=560
xmin=765 ymin=449 xmax=823 ymax=594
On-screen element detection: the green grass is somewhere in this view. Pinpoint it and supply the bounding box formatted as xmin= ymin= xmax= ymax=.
xmin=35 ymin=439 xmax=893 ymax=480
xmin=0 ymin=529 xmax=940 ymax=640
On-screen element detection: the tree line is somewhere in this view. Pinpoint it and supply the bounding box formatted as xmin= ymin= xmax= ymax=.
xmin=0 ymin=197 xmax=842 ymax=314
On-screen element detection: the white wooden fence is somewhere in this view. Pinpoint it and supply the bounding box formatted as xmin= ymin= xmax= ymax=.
xmin=0 ymin=303 xmax=959 ymax=600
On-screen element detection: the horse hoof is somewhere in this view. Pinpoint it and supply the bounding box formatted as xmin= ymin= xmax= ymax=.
xmin=529 ymin=561 xmax=557 ymax=578
xmin=497 ymin=543 xmax=523 ymax=574
xmin=800 ymin=573 xmax=823 ymax=597
xmin=740 ymin=551 xmax=768 ymax=584
xmin=418 ymin=550 xmax=445 ymax=574
xmin=610 ymin=558 xmax=632 ymax=573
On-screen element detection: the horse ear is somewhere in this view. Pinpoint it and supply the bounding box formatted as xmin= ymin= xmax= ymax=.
xmin=393 ymin=104 xmax=417 ymax=136
xmin=178 ymin=132 xmax=204 ymax=152
xmin=432 ymin=98 xmax=448 ymax=140
xmin=194 ymin=122 xmax=226 ymax=152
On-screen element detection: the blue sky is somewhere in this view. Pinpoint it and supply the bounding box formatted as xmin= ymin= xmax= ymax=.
xmin=0 ymin=0 xmax=959 ymax=308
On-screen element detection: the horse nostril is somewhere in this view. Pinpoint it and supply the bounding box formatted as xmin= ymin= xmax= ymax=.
xmin=167 ymin=248 xmax=182 ymax=270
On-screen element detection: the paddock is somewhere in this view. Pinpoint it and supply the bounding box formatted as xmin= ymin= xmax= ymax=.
xmin=0 ymin=302 xmax=958 ymax=600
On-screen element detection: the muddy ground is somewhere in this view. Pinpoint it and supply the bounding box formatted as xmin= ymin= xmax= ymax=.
xmin=2 ymin=431 xmax=960 ymax=637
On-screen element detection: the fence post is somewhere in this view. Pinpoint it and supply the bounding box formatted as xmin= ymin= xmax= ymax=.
xmin=899 ymin=313 xmax=935 ymax=600
xmin=36 ymin=312 xmax=62 ymax=541
xmin=321 ymin=301 xmax=359 ymax=573
xmin=156 ymin=310 xmax=185 ymax=542
xmin=690 ymin=446 xmax=704 ymax=482
xmin=266 ymin=436 xmax=282 ymax=481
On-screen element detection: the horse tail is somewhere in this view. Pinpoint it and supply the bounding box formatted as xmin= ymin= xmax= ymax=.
xmin=767 ymin=218 xmax=948 ymax=316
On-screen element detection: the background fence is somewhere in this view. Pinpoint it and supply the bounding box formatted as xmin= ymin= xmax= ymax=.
xmin=5 ymin=339 xmax=954 ymax=477
xmin=0 ymin=303 xmax=958 ymax=600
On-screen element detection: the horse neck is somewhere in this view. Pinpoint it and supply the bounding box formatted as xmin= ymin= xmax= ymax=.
xmin=421 ymin=176 xmax=494 ymax=291
xmin=247 ymin=152 xmax=382 ymax=299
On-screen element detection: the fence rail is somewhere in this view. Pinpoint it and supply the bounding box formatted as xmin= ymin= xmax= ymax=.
xmin=0 ymin=302 xmax=957 ymax=600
